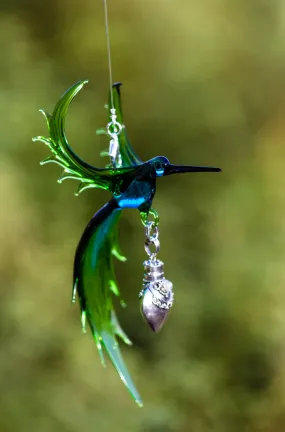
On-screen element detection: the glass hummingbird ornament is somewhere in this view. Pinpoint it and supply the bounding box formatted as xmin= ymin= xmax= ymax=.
xmin=33 ymin=80 xmax=221 ymax=407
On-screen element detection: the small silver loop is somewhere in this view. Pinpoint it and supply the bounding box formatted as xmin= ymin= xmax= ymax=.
xmin=145 ymin=221 xmax=159 ymax=240
xmin=107 ymin=108 xmax=123 ymax=137
xmin=107 ymin=121 xmax=123 ymax=137
xmin=144 ymin=238 xmax=160 ymax=259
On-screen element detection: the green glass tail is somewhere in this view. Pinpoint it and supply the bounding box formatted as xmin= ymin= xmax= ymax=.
xmin=74 ymin=199 xmax=142 ymax=406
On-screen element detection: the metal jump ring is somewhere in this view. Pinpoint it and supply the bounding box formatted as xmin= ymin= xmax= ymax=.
xmin=144 ymin=237 xmax=160 ymax=258
xmin=145 ymin=221 xmax=159 ymax=240
xmin=107 ymin=121 xmax=123 ymax=137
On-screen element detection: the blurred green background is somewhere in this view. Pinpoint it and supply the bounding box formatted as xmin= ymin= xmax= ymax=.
xmin=1 ymin=0 xmax=285 ymax=431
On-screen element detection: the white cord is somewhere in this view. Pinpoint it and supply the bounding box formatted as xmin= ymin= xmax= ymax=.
xmin=103 ymin=0 xmax=114 ymax=109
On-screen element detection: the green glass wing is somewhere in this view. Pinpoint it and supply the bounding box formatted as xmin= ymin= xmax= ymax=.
xmin=109 ymin=83 xmax=142 ymax=167
xmin=33 ymin=80 xmax=136 ymax=195
xmin=98 ymin=83 xmax=143 ymax=168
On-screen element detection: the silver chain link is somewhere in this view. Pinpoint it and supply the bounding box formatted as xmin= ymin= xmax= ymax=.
xmin=144 ymin=221 xmax=160 ymax=260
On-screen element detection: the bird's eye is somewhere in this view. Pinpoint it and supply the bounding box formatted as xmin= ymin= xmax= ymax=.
xmin=155 ymin=161 xmax=164 ymax=176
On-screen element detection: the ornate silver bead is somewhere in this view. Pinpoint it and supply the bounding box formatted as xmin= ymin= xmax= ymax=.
xmin=140 ymin=259 xmax=174 ymax=332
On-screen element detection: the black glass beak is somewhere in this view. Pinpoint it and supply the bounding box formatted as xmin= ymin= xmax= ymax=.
xmin=164 ymin=164 xmax=222 ymax=175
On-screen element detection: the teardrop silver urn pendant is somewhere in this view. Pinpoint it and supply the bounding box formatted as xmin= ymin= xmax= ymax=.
xmin=139 ymin=221 xmax=174 ymax=332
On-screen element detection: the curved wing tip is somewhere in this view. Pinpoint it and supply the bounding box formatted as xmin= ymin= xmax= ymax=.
xmin=112 ymin=82 xmax=123 ymax=95
xmin=74 ymin=79 xmax=88 ymax=91
xmin=136 ymin=400 xmax=144 ymax=408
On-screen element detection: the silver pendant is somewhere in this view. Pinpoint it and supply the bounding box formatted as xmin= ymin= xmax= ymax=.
xmin=139 ymin=221 xmax=174 ymax=332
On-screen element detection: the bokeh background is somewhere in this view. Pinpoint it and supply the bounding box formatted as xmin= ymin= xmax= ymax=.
xmin=2 ymin=0 xmax=285 ymax=431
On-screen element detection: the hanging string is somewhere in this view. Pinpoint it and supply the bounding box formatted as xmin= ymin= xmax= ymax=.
xmin=103 ymin=0 xmax=123 ymax=167
xmin=103 ymin=0 xmax=114 ymax=109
